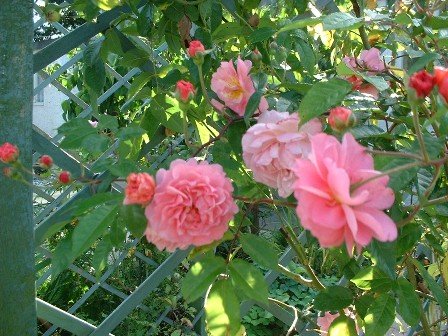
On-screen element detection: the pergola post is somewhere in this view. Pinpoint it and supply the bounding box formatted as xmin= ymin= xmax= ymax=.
xmin=0 ymin=1 xmax=36 ymax=335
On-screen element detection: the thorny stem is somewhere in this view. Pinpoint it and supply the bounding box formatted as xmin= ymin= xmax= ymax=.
xmin=191 ymin=119 xmax=235 ymax=157
xmin=276 ymin=264 xmax=315 ymax=288
xmin=197 ymin=63 xmax=211 ymax=108
xmin=349 ymin=0 xmax=370 ymax=50
xmin=411 ymin=104 xmax=430 ymax=163
xmin=366 ymin=149 xmax=422 ymax=161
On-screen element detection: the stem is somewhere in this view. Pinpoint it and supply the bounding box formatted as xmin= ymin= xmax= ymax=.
xmin=268 ymin=298 xmax=299 ymax=336
xmin=234 ymin=196 xmax=297 ymax=208
xmin=411 ymin=105 xmax=430 ymax=163
xmin=366 ymin=149 xmax=423 ymax=161
xmin=280 ymin=226 xmax=326 ymax=291
xmin=197 ymin=63 xmax=211 ymax=107
xmin=350 ymin=0 xmax=370 ymax=50
xmin=277 ymin=264 xmax=315 ymax=288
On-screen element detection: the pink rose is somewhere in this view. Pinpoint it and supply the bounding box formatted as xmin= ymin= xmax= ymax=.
xmin=346 ymin=75 xmax=380 ymax=99
xmin=242 ymin=111 xmax=321 ymax=197
xmin=0 ymin=142 xmax=19 ymax=164
xmin=124 ymin=173 xmax=156 ymax=206
xmin=344 ymin=48 xmax=385 ymax=74
xmin=175 ymin=80 xmax=196 ymax=103
xmin=328 ymin=107 xmax=355 ymax=132
xmin=145 ymin=159 xmax=238 ymax=251
xmin=211 ymin=58 xmax=268 ymax=116
xmin=293 ymin=133 xmax=397 ymax=254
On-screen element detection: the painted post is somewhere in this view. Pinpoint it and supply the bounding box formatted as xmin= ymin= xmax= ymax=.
xmin=0 ymin=1 xmax=36 ymax=335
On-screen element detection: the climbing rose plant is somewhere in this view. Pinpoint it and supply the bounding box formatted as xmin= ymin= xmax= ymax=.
xmin=3 ymin=0 xmax=448 ymax=335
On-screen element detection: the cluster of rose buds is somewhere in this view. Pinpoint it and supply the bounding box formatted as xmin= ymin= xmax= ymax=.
xmin=409 ymin=67 xmax=448 ymax=102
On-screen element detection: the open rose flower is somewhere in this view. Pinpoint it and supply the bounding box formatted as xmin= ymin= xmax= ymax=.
xmin=0 ymin=142 xmax=19 ymax=164
xmin=293 ymin=133 xmax=397 ymax=254
xmin=242 ymin=111 xmax=321 ymax=197
xmin=343 ymin=48 xmax=385 ymax=74
xmin=145 ymin=159 xmax=238 ymax=252
xmin=211 ymin=58 xmax=268 ymax=116
xmin=124 ymin=173 xmax=156 ymax=206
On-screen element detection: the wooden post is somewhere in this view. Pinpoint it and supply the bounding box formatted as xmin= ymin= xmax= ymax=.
xmin=0 ymin=1 xmax=36 ymax=335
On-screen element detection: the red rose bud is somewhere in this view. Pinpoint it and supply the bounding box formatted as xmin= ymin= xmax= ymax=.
xmin=346 ymin=75 xmax=363 ymax=91
xmin=434 ymin=67 xmax=448 ymax=86
xmin=175 ymin=80 xmax=195 ymax=103
xmin=251 ymin=48 xmax=262 ymax=63
xmin=0 ymin=142 xmax=19 ymax=164
xmin=58 ymin=171 xmax=72 ymax=184
xmin=328 ymin=107 xmax=356 ymax=132
xmin=187 ymin=40 xmax=205 ymax=58
xmin=409 ymin=70 xmax=435 ymax=98
xmin=39 ymin=155 xmax=53 ymax=170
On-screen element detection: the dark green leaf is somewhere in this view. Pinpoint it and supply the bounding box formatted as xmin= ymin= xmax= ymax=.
xmin=92 ymin=235 xmax=113 ymax=277
xmin=397 ymin=223 xmax=422 ymax=255
xmin=182 ymin=255 xmax=226 ymax=303
xmin=249 ymin=27 xmax=276 ymax=43
xmin=368 ymin=240 xmax=396 ymax=279
xmin=355 ymin=293 xmax=374 ymax=319
xmin=244 ymin=91 xmax=263 ymax=125
xmin=395 ymin=277 xmax=420 ymax=326
xmin=364 ymin=293 xmax=396 ymax=336
xmin=299 ymin=78 xmax=351 ymax=124
xmin=229 ymin=259 xmax=269 ymax=304
xmin=120 ymin=204 xmax=147 ymax=238
xmin=240 ymin=233 xmax=279 ymax=269
xmin=314 ymin=286 xmax=353 ymax=311
xmin=408 ymin=53 xmax=442 ymax=74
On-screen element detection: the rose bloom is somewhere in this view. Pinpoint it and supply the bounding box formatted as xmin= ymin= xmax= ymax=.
xmin=434 ymin=67 xmax=448 ymax=86
xmin=293 ymin=133 xmax=397 ymax=253
xmin=328 ymin=107 xmax=355 ymax=132
xmin=242 ymin=111 xmax=321 ymax=197
xmin=344 ymin=48 xmax=385 ymax=73
xmin=187 ymin=40 xmax=205 ymax=57
xmin=409 ymin=70 xmax=435 ymax=98
xmin=211 ymin=58 xmax=268 ymax=116
xmin=145 ymin=159 xmax=238 ymax=252
xmin=346 ymin=75 xmax=380 ymax=99
xmin=124 ymin=173 xmax=156 ymax=206
xmin=39 ymin=155 xmax=53 ymax=169
xmin=175 ymin=80 xmax=195 ymax=103
xmin=0 ymin=142 xmax=19 ymax=164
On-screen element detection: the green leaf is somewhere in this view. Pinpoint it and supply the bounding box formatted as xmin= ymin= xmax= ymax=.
xmin=110 ymin=217 xmax=126 ymax=246
xmin=205 ymin=279 xmax=241 ymax=336
xmin=395 ymin=277 xmax=420 ymax=326
xmin=240 ymin=233 xmax=279 ymax=269
xmin=328 ymin=315 xmax=358 ymax=336
xmin=323 ymin=12 xmax=363 ymax=30
xmin=229 ymin=259 xmax=269 ymax=304
xmin=382 ymin=158 xmax=418 ymax=191
xmin=412 ymin=259 xmax=448 ymax=316
xmin=368 ymin=240 xmax=396 ymax=279
xmin=120 ymin=48 xmax=150 ymax=68
xmin=351 ymin=266 xmax=394 ymax=292
xmin=71 ymin=205 xmax=118 ymax=259
xmin=244 ymin=91 xmax=263 ymax=125
xmin=278 ymin=17 xmax=322 ymax=33
xmin=295 ymin=38 xmax=315 ymax=73
xmin=128 ymin=72 xmax=153 ymax=99
xmin=72 ymin=193 xmax=123 ymax=216
xmin=364 ymin=293 xmax=396 ymax=336
xmin=397 ymin=223 xmax=422 ymax=255
xmin=355 ymin=293 xmax=374 ymax=319
xmin=81 ymin=133 xmax=110 ymax=153
xmin=182 ymin=255 xmax=226 ymax=303
xmin=408 ymin=53 xmax=442 ymax=74
xmin=150 ymin=94 xmax=184 ymax=133
xmin=120 ymin=204 xmax=147 ymax=238
xmin=314 ymin=286 xmax=353 ymax=311
xmin=425 ymin=15 xmax=448 ymax=29
xmin=84 ymin=40 xmax=106 ymax=95
xmin=249 ymin=27 xmax=275 ymax=43
xmin=116 ymin=125 xmax=145 ymax=140
xmin=350 ymin=125 xmax=385 ymax=139
xmin=92 ymin=235 xmax=113 ymax=277
xmin=298 ymin=78 xmax=351 ymax=124
xmin=212 ymin=22 xmax=245 ymax=42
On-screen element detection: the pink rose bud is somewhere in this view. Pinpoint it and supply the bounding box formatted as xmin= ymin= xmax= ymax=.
xmin=2 ymin=167 xmax=12 ymax=177
xmin=346 ymin=75 xmax=363 ymax=90
xmin=58 ymin=171 xmax=72 ymax=184
xmin=187 ymin=40 xmax=205 ymax=58
xmin=409 ymin=70 xmax=435 ymax=98
xmin=39 ymin=155 xmax=53 ymax=170
xmin=175 ymin=80 xmax=195 ymax=103
xmin=251 ymin=48 xmax=262 ymax=63
xmin=328 ymin=107 xmax=356 ymax=132
xmin=0 ymin=142 xmax=19 ymax=164
xmin=439 ymin=77 xmax=448 ymax=104
xmin=434 ymin=67 xmax=448 ymax=86
xmin=123 ymin=172 xmax=156 ymax=206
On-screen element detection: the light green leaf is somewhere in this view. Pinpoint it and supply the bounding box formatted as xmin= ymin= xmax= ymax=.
xmin=299 ymin=78 xmax=352 ymax=124
xmin=323 ymin=12 xmax=363 ymax=31
xmin=395 ymin=277 xmax=421 ymax=326
xmin=314 ymin=286 xmax=353 ymax=311
xmin=92 ymin=235 xmax=113 ymax=278
xmin=205 ymin=279 xmax=241 ymax=336
xmin=229 ymin=259 xmax=269 ymax=304
xmin=128 ymin=72 xmax=153 ymax=99
xmin=240 ymin=233 xmax=279 ymax=269
xmin=92 ymin=0 xmax=122 ymax=10
xmin=182 ymin=255 xmax=226 ymax=303
xmin=249 ymin=27 xmax=275 ymax=43
xmin=364 ymin=293 xmax=396 ymax=336
xmin=278 ymin=17 xmax=322 ymax=33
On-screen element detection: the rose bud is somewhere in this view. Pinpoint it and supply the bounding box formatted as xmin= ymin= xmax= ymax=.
xmin=58 ymin=171 xmax=72 ymax=184
xmin=409 ymin=70 xmax=435 ymax=98
xmin=328 ymin=106 xmax=356 ymax=132
xmin=187 ymin=40 xmax=205 ymax=58
xmin=251 ymin=48 xmax=262 ymax=63
xmin=434 ymin=67 xmax=448 ymax=86
xmin=174 ymin=80 xmax=195 ymax=104
xmin=438 ymin=77 xmax=448 ymax=104
xmin=39 ymin=155 xmax=53 ymax=170
xmin=0 ymin=142 xmax=19 ymax=164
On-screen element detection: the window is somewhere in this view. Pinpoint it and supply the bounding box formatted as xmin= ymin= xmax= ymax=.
xmin=34 ymin=74 xmax=44 ymax=104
